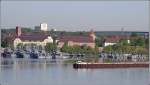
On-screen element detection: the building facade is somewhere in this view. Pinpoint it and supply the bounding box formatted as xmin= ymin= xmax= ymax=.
xmin=40 ymin=23 xmax=48 ymax=31
xmin=104 ymin=36 xmax=130 ymax=47
xmin=58 ymin=31 xmax=96 ymax=48
xmin=34 ymin=23 xmax=48 ymax=31
xmin=13 ymin=26 xmax=53 ymax=49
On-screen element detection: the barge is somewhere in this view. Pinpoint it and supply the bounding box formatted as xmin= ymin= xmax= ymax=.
xmin=73 ymin=61 xmax=149 ymax=69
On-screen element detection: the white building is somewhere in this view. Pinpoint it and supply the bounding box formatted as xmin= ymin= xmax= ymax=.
xmin=104 ymin=42 xmax=116 ymax=47
xmin=40 ymin=23 xmax=48 ymax=31
xmin=14 ymin=34 xmax=53 ymax=48
xmin=34 ymin=23 xmax=48 ymax=31
xmin=104 ymin=36 xmax=130 ymax=47
xmin=14 ymin=26 xmax=53 ymax=49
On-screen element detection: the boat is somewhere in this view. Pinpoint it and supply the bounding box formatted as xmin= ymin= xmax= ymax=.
xmin=73 ymin=61 xmax=149 ymax=69
xmin=15 ymin=50 xmax=24 ymax=58
xmin=38 ymin=53 xmax=46 ymax=59
xmin=30 ymin=50 xmax=38 ymax=59
xmin=1 ymin=48 xmax=12 ymax=58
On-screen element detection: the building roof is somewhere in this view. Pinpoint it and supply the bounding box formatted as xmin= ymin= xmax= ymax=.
xmin=104 ymin=36 xmax=129 ymax=43
xmin=58 ymin=36 xmax=94 ymax=43
xmin=16 ymin=34 xmax=50 ymax=41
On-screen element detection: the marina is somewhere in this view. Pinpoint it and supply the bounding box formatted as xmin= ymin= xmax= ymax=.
xmin=1 ymin=1 xmax=149 ymax=85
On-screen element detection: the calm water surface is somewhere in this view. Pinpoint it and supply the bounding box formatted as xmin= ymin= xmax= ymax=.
xmin=0 ymin=59 xmax=149 ymax=85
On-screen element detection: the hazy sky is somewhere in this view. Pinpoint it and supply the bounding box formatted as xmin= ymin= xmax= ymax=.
xmin=1 ymin=1 xmax=149 ymax=31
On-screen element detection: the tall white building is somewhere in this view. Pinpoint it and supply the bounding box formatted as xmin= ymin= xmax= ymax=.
xmin=40 ymin=23 xmax=48 ymax=31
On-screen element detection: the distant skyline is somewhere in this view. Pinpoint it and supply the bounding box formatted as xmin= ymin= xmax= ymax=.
xmin=1 ymin=1 xmax=149 ymax=32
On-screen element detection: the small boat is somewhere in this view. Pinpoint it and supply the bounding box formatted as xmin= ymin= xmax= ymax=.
xmin=1 ymin=48 xmax=12 ymax=58
xmin=51 ymin=51 xmax=56 ymax=59
xmin=30 ymin=50 xmax=38 ymax=59
xmin=38 ymin=50 xmax=47 ymax=59
xmin=15 ymin=50 xmax=24 ymax=58
xmin=39 ymin=53 xmax=46 ymax=59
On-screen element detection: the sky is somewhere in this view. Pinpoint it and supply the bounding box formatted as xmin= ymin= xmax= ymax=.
xmin=1 ymin=1 xmax=149 ymax=32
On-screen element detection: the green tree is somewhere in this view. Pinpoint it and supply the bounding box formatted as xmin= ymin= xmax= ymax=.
xmin=22 ymin=28 xmax=33 ymax=33
xmin=131 ymin=32 xmax=138 ymax=37
xmin=45 ymin=43 xmax=57 ymax=53
xmin=1 ymin=40 xmax=9 ymax=48
xmin=60 ymin=42 xmax=69 ymax=52
xmin=103 ymin=45 xmax=113 ymax=53
xmin=145 ymin=38 xmax=149 ymax=51
xmin=130 ymin=36 xmax=145 ymax=46
xmin=1 ymin=36 xmax=11 ymax=48
xmin=60 ymin=42 xmax=98 ymax=55
xmin=95 ymin=36 xmax=104 ymax=47
xmin=17 ymin=43 xmax=23 ymax=49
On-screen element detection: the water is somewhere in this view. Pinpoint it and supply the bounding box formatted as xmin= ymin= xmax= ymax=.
xmin=0 ymin=59 xmax=149 ymax=85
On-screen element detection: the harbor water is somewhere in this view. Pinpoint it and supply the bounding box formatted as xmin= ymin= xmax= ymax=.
xmin=0 ymin=59 xmax=149 ymax=85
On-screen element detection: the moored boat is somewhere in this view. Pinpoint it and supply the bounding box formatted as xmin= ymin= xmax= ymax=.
xmin=15 ymin=50 xmax=24 ymax=58
xmin=73 ymin=61 xmax=149 ymax=69
xmin=30 ymin=50 xmax=38 ymax=59
xmin=1 ymin=48 xmax=12 ymax=58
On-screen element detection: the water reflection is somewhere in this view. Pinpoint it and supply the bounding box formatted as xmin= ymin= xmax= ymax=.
xmin=0 ymin=59 xmax=149 ymax=85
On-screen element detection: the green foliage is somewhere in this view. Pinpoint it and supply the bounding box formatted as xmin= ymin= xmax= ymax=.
xmin=95 ymin=37 xmax=103 ymax=47
xmin=60 ymin=42 xmax=98 ymax=54
xmin=130 ymin=36 xmax=145 ymax=46
xmin=1 ymin=40 xmax=9 ymax=48
xmin=103 ymin=45 xmax=113 ymax=53
xmin=130 ymin=33 xmax=146 ymax=47
xmin=17 ymin=43 xmax=23 ymax=49
xmin=22 ymin=28 xmax=33 ymax=33
xmin=45 ymin=43 xmax=57 ymax=53
xmin=134 ymin=46 xmax=148 ymax=54
xmin=60 ymin=42 xmax=69 ymax=53
xmin=102 ymin=35 xmax=148 ymax=55
xmin=103 ymin=44 xmax=148 ymax=55
xmin=130 ymin=32 xmax=138 ymax=37
xmin=120 ymin=39 xmax=129 ymax=46
xmin=145 ymin=38 xmax=149 ymax=51
xmin=1 ymin=36 xmax=11 ymax=48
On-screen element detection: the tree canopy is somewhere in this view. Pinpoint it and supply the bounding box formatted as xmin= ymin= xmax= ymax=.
xmin=45 ymin=43 xmax=57 ymax=53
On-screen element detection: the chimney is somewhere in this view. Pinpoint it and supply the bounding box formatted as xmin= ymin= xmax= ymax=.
xmin=16 ymin=26 xmax=21 ymax=36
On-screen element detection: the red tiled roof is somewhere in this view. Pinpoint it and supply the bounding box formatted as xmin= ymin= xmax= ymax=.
xmin=105 ymin=36 xmax=129 ymax=43
xmin=105 ymin=37 xmax=120 ymax=43
xmin=16 ymin=34 xmax=49 ymax=41
xmin=59 ymin=36 xmax=94 ymax=43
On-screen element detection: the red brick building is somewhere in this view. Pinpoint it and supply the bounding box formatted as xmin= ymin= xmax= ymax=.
xmin=104 ymin=36 xmax=130 ymax=47
xmin=58 ymin=31 xmax=96 ymax=48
